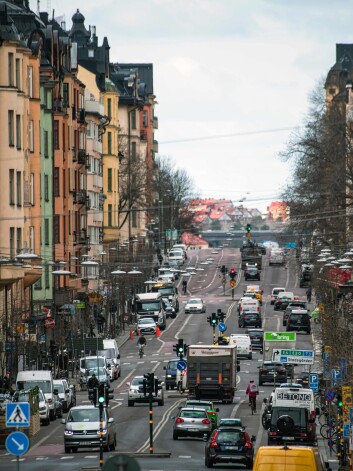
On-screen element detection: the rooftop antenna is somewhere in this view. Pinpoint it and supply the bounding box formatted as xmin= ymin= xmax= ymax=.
xmin=37 ymin=0 xmax=40 ymax=14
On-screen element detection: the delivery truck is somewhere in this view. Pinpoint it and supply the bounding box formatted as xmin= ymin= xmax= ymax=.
xmin=186 ymin=344 xmax=239 ymax=403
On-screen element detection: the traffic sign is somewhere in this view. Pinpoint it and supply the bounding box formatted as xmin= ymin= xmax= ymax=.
xmin=264 ymin=332 xmax=296 ymax=342
xmin=344 ymin=424 xmax=350 ymax=438
xmin=218 ymin=322 xmax=227 ymax=332
xmin=6 ymin=431 xmax=29 ymax=456
xmin=44 ymin=317 xmax=55 ymax=329
xmin=103 ymin=454 xmax=141 ymax=471
xmin=177 ymin=360 xmax=187 ymax=371
xmin=332 ymin=369 xmax=342 ymax=386
xmin=6 ymin=403 xmax=30 ymax=427
xmin=324 ymin=388 xmax=336 ymax=402
xmin=349 ymin=407 xmax=353 ymax=424
xmin=229 ymin=280 xmax=236 ymax=287
xmin=309 ymin=373 xmax=319 ymax=392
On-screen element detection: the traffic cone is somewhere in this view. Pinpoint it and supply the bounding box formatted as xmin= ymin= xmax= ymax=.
xmin=129 ymin=327 xmax=134 ymax=341
xmin=156 ymin=325 xmax=161 ymax=337
xmin=137 ymin=329 xmax=140 ymax=337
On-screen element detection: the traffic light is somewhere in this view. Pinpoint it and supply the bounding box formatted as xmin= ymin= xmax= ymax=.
xmin=207 ymin=316 xmax=212 ymax=325
xmin=154 ymin=378 xmax=163 ymax=397
xmin=105 ymin=387 xmax=114 ymax=406
xmin=220 ymin=265 xmax=226 ymax=274
xmin=88 ymin=387 xmax=97 ymax=406
xmin=144 ymin=373 xmax=155 ymax=394
xmin=98 ymin=383 xmax=105 ymax=409
xmin=337 ymin=392 xmax=343 ymax=409
xmin=173 ymin=339 xmax=185 ymax=357
xmin=142 ymin=377 xmax=147 ymax=396
xmin=211 ymin=312 xmax=218 ymax=326
xmin=246 ymin=224 xmax=251 ymax=233
xmin=229 ymin=268 xmax=236 ymax=280
xmin=183 ymin=343 xmax=188 ymax=356
xmin=217 ymin=309 xmax=226 ymax=322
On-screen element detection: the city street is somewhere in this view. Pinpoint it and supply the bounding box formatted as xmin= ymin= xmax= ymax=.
xmin=0 ymin=247 xmax=327 ymax=470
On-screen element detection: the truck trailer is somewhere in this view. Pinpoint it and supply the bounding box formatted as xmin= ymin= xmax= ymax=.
xmin=186 ymin=344 xmax=238 ymax=403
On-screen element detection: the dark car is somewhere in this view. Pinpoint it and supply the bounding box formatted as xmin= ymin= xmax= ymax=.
xmin=267 ymin=406 xmax=316 ymax=446
xmin=286 ymin=310 xmax=311 ymax=334
xmin=259 ymin=362 xmax=287 ymax=386
xmin=283 ymin=302 xmax=307 ymax=326
xmin=244 ymin=267 xmax=260 ymax=281
xmin=239 ymin=311 xmax=262 ymax=328
xmin=274 ymin=295 xmax=294 ymax=311
xmin=204 ymin=426 xmax=255 ymax=469
xmin=246 ymin=328 xmax=264 ymax=350
xmin=297 ymin=371 xmax=310 ymax=388
xmin=163 ymin=358 xmax=178 ymax=390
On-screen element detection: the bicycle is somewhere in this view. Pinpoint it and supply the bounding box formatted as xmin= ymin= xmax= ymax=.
xmin=320 ymin=422 xmax=337 ymax=440
xmin=249 ymin=396 xmax=257 ymax=415
xmin=138 ymin=345 xmax=145 ymax=358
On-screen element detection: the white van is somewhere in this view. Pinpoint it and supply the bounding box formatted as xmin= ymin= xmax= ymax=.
xmin=239 ymin=298 xmax=260 ymax=314
xmin=229 ymin=334 xmax=253 ymax=359
xmin=272 ymin=386 xmax=315 ymax=415
xmin=103 ymin=339 xmax=121 ymax=373
xmin=269 ymin=250 xmax=285 ymax=266
xmin=16 ymin=370 xmax=56 ymax=420
xmin=79 ymin=356 xmax=107 ymax=379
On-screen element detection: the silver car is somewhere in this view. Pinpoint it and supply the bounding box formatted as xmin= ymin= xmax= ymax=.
xmin=53 ymin=379 xmax=70 ymax=412
xmin=173 ymin=407 xmax=212 ymax=440
xmin=127 ymin=376 xmax=164 ymax=407
xmin=63 ymin=405 xmax=117 ymax=453
xmin=184 ymin=298 xmax=206 ymax=313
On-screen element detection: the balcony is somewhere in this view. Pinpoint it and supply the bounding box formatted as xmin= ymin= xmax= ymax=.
xmin=153 ymin=116 xmax=158 ymax=129
xmin=73 ymin=229 xmax=90 ymax=246
xmin=72 ymin=147 xmax=77 ymax=162
xmin=77 ymin=149 xmax=88 ymax=165
xmin=85 ymin=100 xmax=105 ymax=117
xmin=77 ymin=108 xmax=86 ymax=124
xmin=81 ymin=278 xmax=89 ymax=287
xmin=152 ymin=140 xmax=159 ymax=153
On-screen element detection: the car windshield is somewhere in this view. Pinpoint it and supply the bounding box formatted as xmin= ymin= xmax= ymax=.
xmin=17 ymin=380 xmax=51 ymax=393
xmin=186 ymin=403 xmax=210 ymax=411
xmin=67 ymin=408 xmax=101 ymax=422
xmin=290 ymin=314 xmax=308 ymax=321
xmin=273 ymin=289 xmax=284 ymax=295
xmin=136 ymin=301 xmax=160 ymax=312
xmin=158 ymin=287 xmax=174 ymax=296
xmin=168 ymin=361 xmax=178 ymax=369
xmin=217 ymin=430 xmax=244 ymax=444
xmin=82 ymin=358 xmax=105 ymax=369
xmin=139 ymin=318 xmax=154 ymax=325
xmin=54 ymin=383 xmax=64 ymax=393
xmin=220 ymin=419 xmax=242 ymax=426
xmin=248 ymin=331 xmax=263 ymax=338
xmin=88 ymin=367 xmax=106 ymax=376
xmin=131 ymin=378 xmax=144 ymax=386
xmin=180 ymin=410 xmax=206 ymax=418
xmin=188 ymin=299 xmax=201 ymax=304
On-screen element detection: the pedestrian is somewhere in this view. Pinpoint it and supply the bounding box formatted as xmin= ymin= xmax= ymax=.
xmin=182 ymin=279 xmax=187 ymax=295
xmin=306 ymin=287 xmax=312 ymax=303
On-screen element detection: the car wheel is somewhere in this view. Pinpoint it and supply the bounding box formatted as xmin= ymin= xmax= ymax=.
xmin=205 ymin=456 xmax=214 ymax=468
xmin=307 ymin=330 xmax=311 ymax=335
xmin=259 ymin=380 xmax=263 ymax=386
xmin=166 ymin=385 xmax=170 ymax=391
xmin=246 ymin=458 xmax=254 ymax=469
xmin=173 ymin=431 xmax=178 ymax=440
xmin=128 ymin=400 xmax=134 ymax=407
xmin=159 ymin=398 xmax=165 ymax=406
xmin=109 ymin=434 xmax=117 ymax=451
xmin=248 ymin=354 xmax=252 ymax=360
xmin=71 ymin=447 xmax=78 ymax=453
xmin=65 ymin=446 xmax=71 ymax=454
xmin=50 ymin=410 xmax=55 ymax=421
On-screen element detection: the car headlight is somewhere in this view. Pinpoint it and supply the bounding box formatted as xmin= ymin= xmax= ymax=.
xmin=39 ymin=406 xmax=47 ymax=411
xmin=129 ymin=389 xmax=135 ymax=393
xmin=97 ymin=429 xmax=107 ymax=435
xmin=64 ymin=430 xmax=74 ymax=435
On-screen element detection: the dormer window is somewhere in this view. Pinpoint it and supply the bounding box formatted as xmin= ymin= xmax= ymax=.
xmin=88 ymin=49 xmax=94 ymax=58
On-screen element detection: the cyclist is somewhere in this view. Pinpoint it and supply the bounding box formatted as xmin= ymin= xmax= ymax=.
xmin=137 ymin=335 xmax=147 ymax=356
xmin=87 ymin=373 xmax=99 ymax=390
xmin=246 ymin=379 xmax=259 ymax=412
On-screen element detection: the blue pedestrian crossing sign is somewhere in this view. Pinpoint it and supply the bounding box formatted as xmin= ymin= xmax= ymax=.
xmin=309 ymin=373 xmax=319 ymax=392
xmin=6 ymin=402 xmax=30 ymax=427
xmin=6 ymin=431 xmax=29 ymax=456
xmin=177 ymin=360 xmax=187 ymax=371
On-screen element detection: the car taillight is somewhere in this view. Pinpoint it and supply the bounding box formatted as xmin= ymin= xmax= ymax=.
xmin=300 ymin=433 xmax=307 ymax=437
xmin=209 ymin=432 xmax=219 ymax=449
xmin=208 ymin=412 xmax=216 ymax=416
xmin=244 ymin=442 xmax=252 ymax=449
xmin=259 ymin=368 xmax=266 ymax=372
xmin=278 ymin=368 xmax=286 ymax=373
xmin=176 ymin=418 xmax=184 ymax=423
xmin=269 ymin=431 xmax=277 ymax=436
xmin=202 ymin=418 xmax=211 ymax=424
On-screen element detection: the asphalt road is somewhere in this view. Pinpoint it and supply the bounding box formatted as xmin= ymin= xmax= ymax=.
xmin=0 ymin=247 xmax=317 ymax=471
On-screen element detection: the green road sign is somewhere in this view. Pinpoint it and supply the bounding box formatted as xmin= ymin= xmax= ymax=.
xmin=280 ymin=349 xmax=313 ymax=357
xmin=264 ymin=332 xmax=296 ymax=342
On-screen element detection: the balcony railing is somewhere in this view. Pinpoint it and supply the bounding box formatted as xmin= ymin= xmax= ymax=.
xmin=152 ymin=140 xmax=158 ymax=153
xmin=153 ymin=116 xmax=158 ymax=129
xmin=77 ymin=149 xmax=88 ymax=165
xmin=77 ymin=108 xmax=86 ymax=124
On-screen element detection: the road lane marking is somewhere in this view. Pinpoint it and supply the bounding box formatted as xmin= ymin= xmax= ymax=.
xmin=231 ymin=399 xmax=244 ymax=418
xmin=151 ymin=362 xmax=161 ymax=373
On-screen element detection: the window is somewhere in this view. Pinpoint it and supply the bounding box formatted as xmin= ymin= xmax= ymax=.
xmin=30 ymin=173 xmax=34 ymax=205
xmin=53 ymin=215 xmax=60 ymax=244
xmin=62 ymin=123 xmax=66 ymax=152
xmin=44 ymin=174 xmax=49 ymax=201
xmin=28 ymin=66 xmax=33 ymax=98
xmin=44 ymin=130 xmax=49 ymax=158
xmin=131 ymin=109 xmax=136 ymax=129
xmin=16 ymin=228 xmax=22 ymax=254
xmin=9 ymin=227 xmax=15 ymax=259
xmin=16 ymin=171 xmax=21 ymax=206
xmin=9 ymin=170 xmax=14 ymax=205
xmin=53 ymin=167 xmax=59 ymax=196
xmin=15 ymin=58 xmax=20 ymax=89
xmin=88 ymin=49 xmax=94 ymax=58
xmin=8 ymin=110 xmax=14 ymax=146
xmin=29 ymin=120 xmax=34 ymax=152
xmin=107 ymin=168 xmax=112 ymax=192
xmin=29 ymin=226 xmax=34 ymax=252
xmin=108 ymin=204 xmax=112 ymax=227
xmin=143 ymin=110 xmax=148 ymax=127
xmin=132 ymin=208 xmax=137 ymax=228
xmin=53 ymin=120 xmax=59 ymax=149
xmin=63 ymin=83 xmax=69 ymax=108
xmin=45 ymin=264 xmax=50 ymax=288
xmin=107 ymin=132 xmax=112 ymax=154
xmin=16 ymin=115 xmax=21 ymax=149
xmin=107 ymin=98 xmax=111 ymax=118
xmin=131 ymin=141 xmax=136 ymax=162
xmin=8 ymin=53 xmax=14 ymax=86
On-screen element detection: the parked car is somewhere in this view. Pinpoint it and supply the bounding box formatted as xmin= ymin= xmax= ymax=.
xmin=136 ymin=317 xmax=157 ymax=335
xmin=183 ymin=400 xmax=219 ymax=430
xmin=63 ymin=405 xmax=117 ymax=453
xmin=127 ymin=375 xmax=164 ymax=407
xmin=286 ymin=310 xmax=311 ymax=334
xmin=204 ymin=426 xmax=255 ymax=468
xmin=38 ymin=388 xmax=50 ymax=425
xmin=173 ymin=407 xmax=212 ymax=440
xmin=184 ymin=298 xmax=206 ymax=314
xmin=53 ymin=379 xmax=70 ymax=412
xmin=258 ymin=361 xmax=287 ymax=386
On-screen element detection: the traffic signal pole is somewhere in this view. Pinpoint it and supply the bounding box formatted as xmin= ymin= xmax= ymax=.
xmin=149 ymin=393 xmax=153 ymax=454
xmin=99 ymin=404 xmax=103 ymax=467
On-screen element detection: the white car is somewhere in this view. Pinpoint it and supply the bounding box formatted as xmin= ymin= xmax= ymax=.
xmin=137 ymin=317 xmax=157 ymax=335
xmin=185 ymin=298 xmax=206 ymax=314
xmin=270 ymin=287 xmax=286 ymax=304
xmin=53 ymin=379 xmax=70 ymax=412
xmin=39 ymin=388 xmax=50 ymax=425
xmin=127 ymin=376 xmax=164 ymax=407
xmin=106 ymin=359 xmax=119 ymax=381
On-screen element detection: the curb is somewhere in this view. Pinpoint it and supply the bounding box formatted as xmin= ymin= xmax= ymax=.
xmin=120 ymin=452 xmax=171 ymax=458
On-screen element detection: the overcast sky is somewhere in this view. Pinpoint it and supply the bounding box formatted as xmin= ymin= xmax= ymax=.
xmin=31 ymin=0 xmax=353 ymax=210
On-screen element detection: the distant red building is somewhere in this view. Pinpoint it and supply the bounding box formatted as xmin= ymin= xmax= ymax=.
xmin=267 ymin=201 xmax=288 ymax=221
